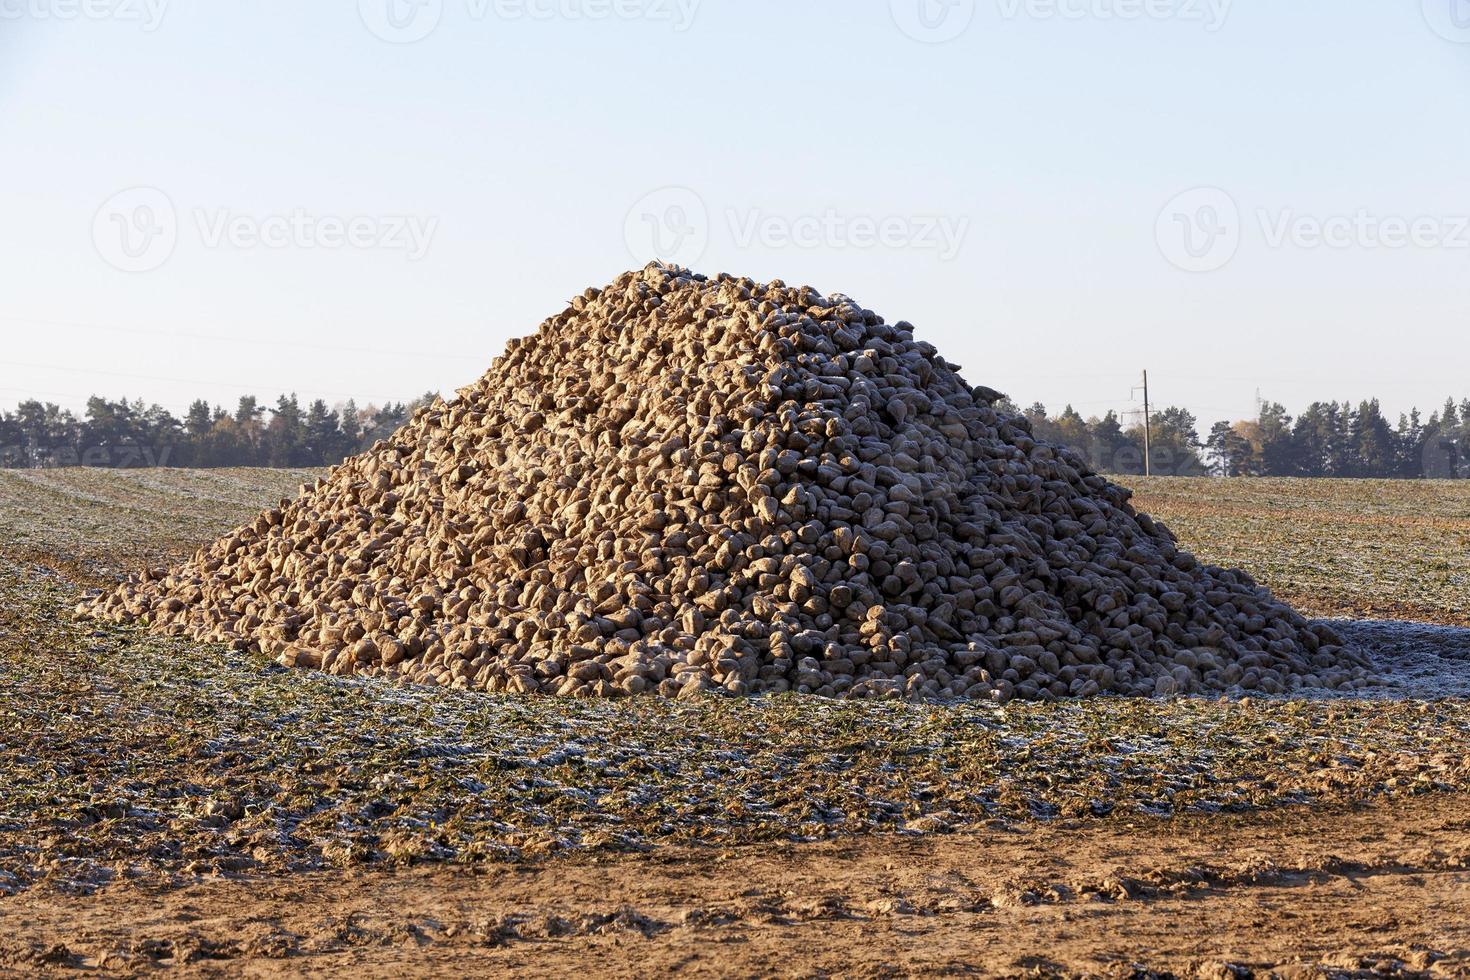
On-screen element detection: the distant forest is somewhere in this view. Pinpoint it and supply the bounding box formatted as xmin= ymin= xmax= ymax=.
xmin=0 ymin=393 xmax=438 ymax=470
xmin=2 ymin=391 xmax=1467 ymax=479
xmin=1008 ymin=396 xmax=1470 ymax=479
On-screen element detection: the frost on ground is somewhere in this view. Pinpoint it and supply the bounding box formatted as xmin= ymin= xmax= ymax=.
xmin=1335 ymin=619 xmax=1470 ymax=698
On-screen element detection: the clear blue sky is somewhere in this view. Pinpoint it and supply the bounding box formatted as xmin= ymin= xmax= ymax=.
xmin=3 ymin=0 xmax=1468 ymax=435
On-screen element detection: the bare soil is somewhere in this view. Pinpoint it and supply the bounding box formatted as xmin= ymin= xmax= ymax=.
xmin=6 ymin=798 xmax=1470 ymax=978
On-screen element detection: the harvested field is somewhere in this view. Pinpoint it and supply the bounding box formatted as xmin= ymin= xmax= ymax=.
xmin=0 ymin=467 xmax=321 ymax=585
xmin=2 ymin=468 xmax=1470 ymax=976
xmin=1129 ymin=477 xmax=1470 ymax=628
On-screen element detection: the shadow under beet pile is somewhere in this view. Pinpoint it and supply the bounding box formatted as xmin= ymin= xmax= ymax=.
xmin=81 ymin=264 xmax=1374 ymax=700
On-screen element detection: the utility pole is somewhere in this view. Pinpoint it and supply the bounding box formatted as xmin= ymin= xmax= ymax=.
xmin=1132 ymin=370 xmax=1152 ymax=476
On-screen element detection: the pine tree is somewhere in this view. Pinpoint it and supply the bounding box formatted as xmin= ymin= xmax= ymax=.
xmin=0 ymin=409 xmax=19 ymax=466
xmin=234 ymin=396 xmax=264 ymax=427
xmin=304 ymin=399 xmax=341 ymax=465
xmin=1205 ymin=421 xmax=1253 ymax=476
xmin=1205 ymin=421 xmax=1230 ymax=476
xmin=338 ymin=399 xmax=362 ymax=453
xmin=1351 ymin=399 xmax=1394 ymax=477
xmin=229 ymin=396 xmax=266 ymax=465
xmin=185 ymin=400 xmax=213 ymax=437
xmin=265 ymin=394 xmax=307 ymax=467
xmin=13 ymin=400 xmax=79 ymax=468
xmin=1087 ymin=411 xmax=1136 ymax=474
xmin=1421 ymin=408 xmax=1459 ymax=478
xmin=1291 ymin=402 xmax=1348 ymax=477
xmin=1254 ymin=402 xmax=1295 ymax=475
xmin=140 ymin=403 xmax=183 ymax=467
xmin=1393 ymin=411 xmax=1424 ymax=477
xmin=82 ymin=396 xmax=129 ymax=467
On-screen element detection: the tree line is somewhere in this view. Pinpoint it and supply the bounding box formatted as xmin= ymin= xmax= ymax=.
xmin=4 ymin=390 xmax=1468 ymax=478
xmin=1014 ymin=396 xmax=1470 ymax=479
xmin=0 ymin=393 xmax=437 ymax=469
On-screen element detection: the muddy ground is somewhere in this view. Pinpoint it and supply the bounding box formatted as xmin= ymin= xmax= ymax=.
xmin=3 ymin=469 xmax=1470 ymax=978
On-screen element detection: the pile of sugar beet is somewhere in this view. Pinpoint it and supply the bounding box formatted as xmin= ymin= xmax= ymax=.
xmin=80 ymin=264 xmax=1376 ymax=701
